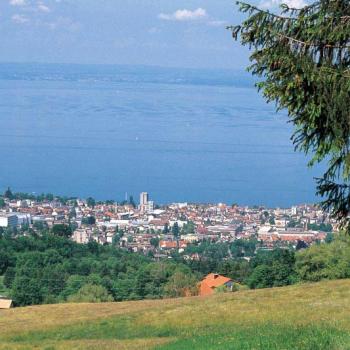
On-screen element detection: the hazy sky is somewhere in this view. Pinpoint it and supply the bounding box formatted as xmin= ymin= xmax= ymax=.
xmin=0 ymin=0 xmax=306 ymax=69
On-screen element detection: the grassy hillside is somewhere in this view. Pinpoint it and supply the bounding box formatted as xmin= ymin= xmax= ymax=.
xmin=1 ymin=279 xmax=350 ymax=349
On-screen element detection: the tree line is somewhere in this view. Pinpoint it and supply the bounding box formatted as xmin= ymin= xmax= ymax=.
xmin=0 ymin=233 xmax=198 ymax=306
xmin=0 ymin=227 xmax=349 ymax=306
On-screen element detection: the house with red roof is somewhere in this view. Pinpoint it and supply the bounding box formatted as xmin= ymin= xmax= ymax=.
xmin=159 ymin=240 xmax=187 ymax=250
xmin=199 ymin=273 xmax=233 ymax=296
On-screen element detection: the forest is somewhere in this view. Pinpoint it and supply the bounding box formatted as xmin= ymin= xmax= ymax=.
xmin=1 ymin=228 xmax=349 ymax=306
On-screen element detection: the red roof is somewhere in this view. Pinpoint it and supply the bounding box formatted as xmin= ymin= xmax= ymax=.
xmin=199 ymin=273 xmax=232 ymax=296
xmin=197 ymin=225 xmax=208 ymax=234
xmin=159 ymin=240 xmax=187 ymax=249
xmin=149 ymin=219 xmax=168 ymax=226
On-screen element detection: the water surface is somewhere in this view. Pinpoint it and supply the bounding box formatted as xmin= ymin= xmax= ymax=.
xmin=0 ymin=63 xmax=322 ymax=206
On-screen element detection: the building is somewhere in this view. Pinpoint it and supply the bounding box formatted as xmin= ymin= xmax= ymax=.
xmin=139 ymin=192 xmax=154 ymax=213
xmin=72 ymin=229 xmax=90 ymax=244
xmin=159 ymin=240 xmax=187 ymax=250
xmin=0 ymin=214 xmax=18 ymax=229
xmin=139 ymin=192 xmax=148 ymax=213
xmin=140 ymin=192 xmax=149 ymax=207
xmin=15 ymin=213 xmax=31 ymax=226
xmin=199 ymin=273 xmax=233 ymax=296
xmin=146 ymin=201 xmax=154 ymax=213
xmin=0 ymin=299 xmax=13 ymax=309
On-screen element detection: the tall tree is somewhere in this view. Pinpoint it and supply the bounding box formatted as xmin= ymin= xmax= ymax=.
xmin=129 ymin=195 xmax=136 ymax=208
xmin=86 ymin=197 xmax=96 ymax=208
xmin=172 ymin=222 xmax=179 ymax=237
xmin=230 ymin=0 xmax=350 ymax=229
xmin=4 ymin=187 xmax=13 ymax=200
xmin=172 ymin=222 xmax=180 ymax=248
xmin=51 ymin=224 xmax=72 ymax=238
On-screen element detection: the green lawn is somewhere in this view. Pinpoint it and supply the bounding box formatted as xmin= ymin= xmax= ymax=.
xmin=1 ymin=279 xmax=350 ymax=349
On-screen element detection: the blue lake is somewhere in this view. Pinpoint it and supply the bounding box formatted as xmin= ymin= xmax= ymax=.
xmin=0 ymin=63 xmax=323 ymax=206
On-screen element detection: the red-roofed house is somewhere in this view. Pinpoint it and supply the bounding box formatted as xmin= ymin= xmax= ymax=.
xmin=159 ymin=240 xmax=187 ymax=250
xmin=199 ymin=273 xmax=233 ymax=296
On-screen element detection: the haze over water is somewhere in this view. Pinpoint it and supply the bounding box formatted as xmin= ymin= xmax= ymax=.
xmin=0 ymin=63 xmax=322 ymax=207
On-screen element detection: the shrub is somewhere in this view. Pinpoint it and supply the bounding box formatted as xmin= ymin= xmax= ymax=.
xmin=163 ymin=271 xmax=198 ymax=298
xmin=296 ymin=235 xmax=350 ymax=282
xmin=67 ymin=284 xmax=114 ymax=303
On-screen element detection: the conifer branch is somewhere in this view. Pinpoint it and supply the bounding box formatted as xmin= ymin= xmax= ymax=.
xmin=276 ymin=33 xmax=350 ymax=49
xmin=231 ymin=0 xmax=350 ymax=227
xmin=236 ymin=1 xmax=298 ymax=21
xmin=236 ymin=1 xmax=350 ymax=22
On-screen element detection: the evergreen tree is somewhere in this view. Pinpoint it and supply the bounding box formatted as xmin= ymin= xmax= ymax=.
xmin=129 ymin=195 xmax=136 ymax=208
xmin=163 ymin=223 xmax=169 ymax=234
xmin=4 ymin=187 xmax=13 ymax=200
xmin=172 ymin=222 xmax=180 ymax=248
xmin=172 ymin=222 xmax=180 ymax=238
xmin=86 ymin=197 xmax=96 ymax=208
xmin=230 ymin=0 xmax=350 ymax=229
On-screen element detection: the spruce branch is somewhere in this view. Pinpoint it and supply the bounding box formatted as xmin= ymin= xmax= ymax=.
xmin=276 ymin=33 xmax=350 ymax=49
xmin=230 ymin=0 xmax=350 ymax=229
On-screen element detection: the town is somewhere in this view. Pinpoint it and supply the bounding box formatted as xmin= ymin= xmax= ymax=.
xmin=0 ymin=188 xmax=335 ymax=260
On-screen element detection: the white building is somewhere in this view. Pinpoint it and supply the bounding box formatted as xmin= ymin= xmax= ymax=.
xmin=140 ymin=192 xmax=149 ymax=207
xmin=146 ymin=201 xmax=154 ymax=213
xmin=0 ymin=214 xmax=18 ymax=229
xmin=15 ymin=213 xmax=31 ymax=226
xmin=139 ymin=192 xmax=154 ymax=213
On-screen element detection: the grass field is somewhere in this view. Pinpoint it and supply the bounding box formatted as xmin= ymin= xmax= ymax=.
xmin=1 ymin=279 xmax=350 ymax=349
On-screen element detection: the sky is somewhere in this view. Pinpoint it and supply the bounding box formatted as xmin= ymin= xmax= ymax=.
xmin=0 ymin=0 xmax=307 ymax=69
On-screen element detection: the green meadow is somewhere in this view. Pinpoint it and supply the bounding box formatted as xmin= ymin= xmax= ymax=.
xmin=1 ymin=279 xmax=350 ymax=349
